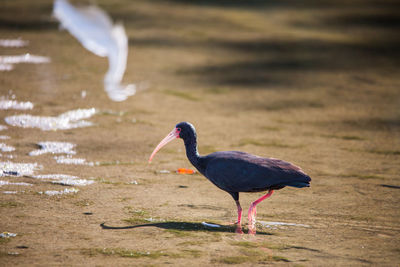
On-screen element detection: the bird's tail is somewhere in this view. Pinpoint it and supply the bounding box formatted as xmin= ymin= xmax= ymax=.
xmin=286 ymin=175 xmax=311 ymax=188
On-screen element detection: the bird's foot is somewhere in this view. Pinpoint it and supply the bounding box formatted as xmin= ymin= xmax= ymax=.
xmin=248 ymin=227 xmax=256 ymax=235
xmin=231 ymin=220 xmax=243 ymax=234
xmin=248 ymin=205 xmax=257 ymax=235
xmin=235 ymin=225 xmax=244 ymax=234
xmin=248 ymin=219 xmax=257 ymax=235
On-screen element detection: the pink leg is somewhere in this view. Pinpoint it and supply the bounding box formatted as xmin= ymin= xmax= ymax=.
xmin=235 ymin=200 xmax=243 ymax=234
xmin=248 ymin=190 xmax=274 ymax=235
xmin=235 ymin=200 xmax=243 ymax=225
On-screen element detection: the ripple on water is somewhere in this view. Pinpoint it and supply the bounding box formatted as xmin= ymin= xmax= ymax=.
xmin=0 ymin=154 xmax=15 ymax=159
xmin=31 ymin=174 xmax=79 ymax=180
xmin=0 ymin=143 xmax=15 ymax=152
xmin=31 ymin=173 xmax=94 ymax=186
xmin=0 ymin=54 xmax=50 ymax=64
xmin=0 ymin=180 xmax=33 ymax=186
xmin=0 ymin=161 xmax=41 ymax=177
xmin=5 ymin=108 xmax=96 ymax=131
xmin=0 ymin=65 xmax=13 ymax=71
xmin=39 ymin=188 xmax=79 ymax=196
xmin=0 ymin=99 xmax=33 ymax=110
xmin=0 ymin=39 xmax=28 ymax=48
xmin=54 ymin=155 xmax=94 ymax=166
xmin=3 ymin=191 xmax=18 ymax=194
xmin=29 ymin=142 xmax=76 ymax=156
xmin=52 ymin=178 xmax=94 ymax=186
xmin=0 ymin=54 xmax=50 ymax=72
xmin=258 ymin=221 xmax=310 ymax=228
xmin=0 ymin=232 xmax=17 ymax=238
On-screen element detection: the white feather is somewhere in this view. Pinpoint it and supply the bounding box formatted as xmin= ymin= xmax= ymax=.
xmin=53 ymin=0 xmax=135 ymax=101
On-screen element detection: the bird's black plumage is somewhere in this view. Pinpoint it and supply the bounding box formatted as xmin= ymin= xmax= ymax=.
xmin=203 ymin=151 xmax=310 ymax=192
xmin=174 ymin=122 xmax=311 ymax=200
xmin=150 ymin=121 xmax=311 ymax=234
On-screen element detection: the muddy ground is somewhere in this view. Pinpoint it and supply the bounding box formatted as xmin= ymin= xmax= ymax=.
xmin=0 ymin=0 xmax=399 ymax=266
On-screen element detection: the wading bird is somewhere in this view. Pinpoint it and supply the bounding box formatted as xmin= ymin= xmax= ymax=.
xmin=149 ymin=122 xmax=311 ymax=234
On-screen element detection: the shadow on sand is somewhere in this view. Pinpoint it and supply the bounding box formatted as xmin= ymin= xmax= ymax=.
xmin=100 ymin=221 xmax=273 ymax=235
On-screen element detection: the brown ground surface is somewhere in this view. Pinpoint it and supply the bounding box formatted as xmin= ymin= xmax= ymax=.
xmin=1 ymin=0 xmax=399 ymax=266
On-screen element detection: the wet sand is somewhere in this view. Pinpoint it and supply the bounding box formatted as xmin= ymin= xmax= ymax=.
xmin=1 ymin=0 xmax=399 ymax=265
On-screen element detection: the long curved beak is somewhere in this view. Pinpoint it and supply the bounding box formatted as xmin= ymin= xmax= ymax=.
xmin=148 ymin=127 xmax=180 ymax=163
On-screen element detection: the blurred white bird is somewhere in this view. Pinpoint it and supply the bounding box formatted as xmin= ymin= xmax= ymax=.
xmin=53 ymin=0 xmax=136 ymax=101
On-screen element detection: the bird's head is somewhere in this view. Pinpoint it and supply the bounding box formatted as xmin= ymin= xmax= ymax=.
xmin=175 ymin=121 xmax=196 ymax=141
xmin=148 ymin=122 xmax=196 ymax=163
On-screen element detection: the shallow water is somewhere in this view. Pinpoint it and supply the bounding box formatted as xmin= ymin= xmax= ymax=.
xmin=0 ymin=143 xmax=15 ymax=152
xmin=1 ymin=101 xmax=96 ymax=195
xmin=5 ymin=108 xmax=96 ymax=131
xmin=29 ymin=141 xmax=76 ymax=156
xmin=0 ymin=0 xmax=399 ymax=265
xmin=3 ymin=191 xmax=18 ymax=194
xmin=0 ymin=162 xmax=41 ymax=177
xmin=0 ymin=54 xmax=50 ymax=71
xmin=258 ymin=221 xmax=311 ymax=229
xmin=0 ymin=180 xmax=33 ymax=187
xmin=52 ymin=178 xmax=94 ymax=186
xmin=0 ymin=99 xmax=34 ymax=110
xmin=0 ymin=39 xmax=28 ymax=48
xmin=54 ymin=155 xmax=94 ymax=165
xmin=31 ymin=174 xmax=79 ymax=180
xmin=0 ymin=232 xmax=17 ymax=238
xmin=39 ymin=188 xmax=79 ymax=196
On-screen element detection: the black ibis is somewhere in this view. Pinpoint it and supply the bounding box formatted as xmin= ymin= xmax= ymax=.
xmin=149 ymin=122 xmax=311 ymax=234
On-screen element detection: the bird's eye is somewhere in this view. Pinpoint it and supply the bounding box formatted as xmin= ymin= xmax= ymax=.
xmin=176 ymin=127 xmax=181 ymax=133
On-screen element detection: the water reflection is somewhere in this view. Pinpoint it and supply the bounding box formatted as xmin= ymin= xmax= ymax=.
xmin=0 ymin=97 xmax=97 ymax=194
xmin=39 ymin=188 xmax=79 ymax=196
xmin=0 ymin=181 xmax=33 ymax=187
xmin=5 ymin=108 xmax=96 ymax=131
xmin=52 ymin=177 xmax=94 ymax=186
xmin=29 ymin=141 xmax=76 ymax=156
xmin=54 ymin=155 xmax=94 ymax=166
xmin=0 ymin=99 xmax=34 ymax=110
xmin=0 ymin=162 xmax=41 ymax=177
xmin=0 ymin=39 xmax=28 ymax=48
xmin=258 ymin=221 xmax=310 ymax=229
xmin=0 ymin=54 xmax=50 ymax=71
xmin=0 ymin=143 xmax=15 ymax=152
xmin=53 ymin=0 xmax=135 ymax=102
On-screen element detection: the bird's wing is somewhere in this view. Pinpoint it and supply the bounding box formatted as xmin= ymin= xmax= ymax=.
xmin=204 ymin=152 xmax=310 ymax=193
xmin=203 ymin=156 xmax=273 ymax=192
xmin=53 ymin=0 xmax=112 ymax=57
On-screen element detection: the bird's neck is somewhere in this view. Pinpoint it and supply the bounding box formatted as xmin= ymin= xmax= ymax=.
xmin=184 ymin=139 xmax=201 ymax=168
